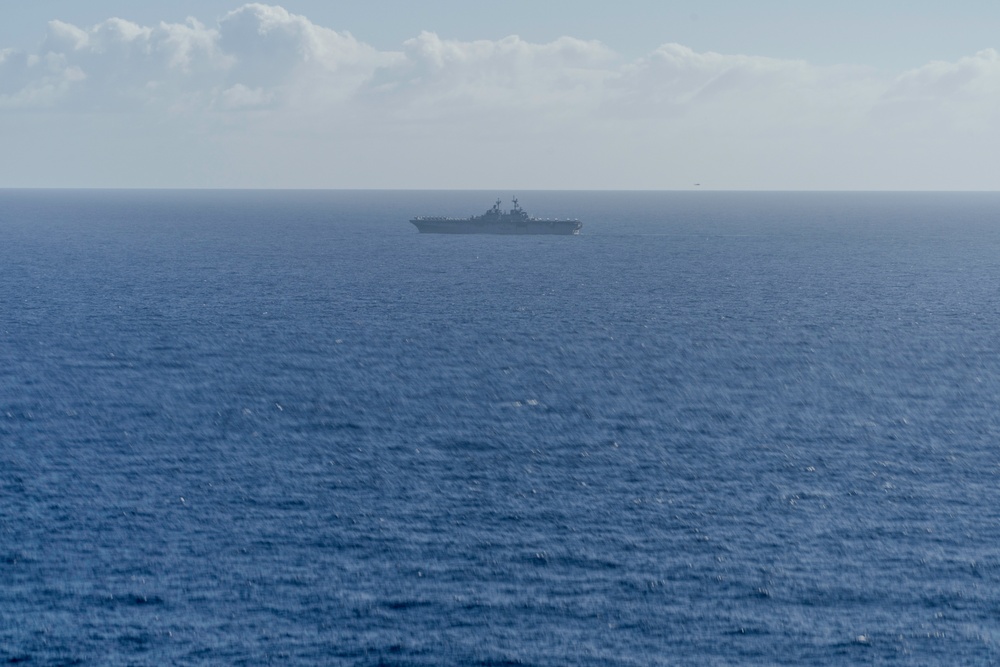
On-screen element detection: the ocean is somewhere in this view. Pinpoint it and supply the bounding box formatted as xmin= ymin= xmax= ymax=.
xmin=2 ymin=189 xmax=1000 ymax=665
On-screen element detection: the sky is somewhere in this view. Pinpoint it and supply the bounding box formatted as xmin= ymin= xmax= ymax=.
xmin=2 ymin=1 xmax=1000 ymax=189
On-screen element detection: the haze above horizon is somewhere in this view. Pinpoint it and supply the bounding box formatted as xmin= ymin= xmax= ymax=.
xmin=3 ymin=1 xmax=999 ymax=190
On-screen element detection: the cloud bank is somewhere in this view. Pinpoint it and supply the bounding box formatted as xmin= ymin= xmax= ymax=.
xmin=2 ymin=3 xmax=999 ymax=188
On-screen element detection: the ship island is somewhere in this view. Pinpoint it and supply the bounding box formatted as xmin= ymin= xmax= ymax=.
xmin=410 ymin=198 xmax=582 ymax=235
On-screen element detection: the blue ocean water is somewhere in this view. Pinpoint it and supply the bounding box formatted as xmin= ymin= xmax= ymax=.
xmin=2 ymin=189 xmax=1000 ymax=665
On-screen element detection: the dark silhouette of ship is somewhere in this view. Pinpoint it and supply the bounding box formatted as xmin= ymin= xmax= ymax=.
xmin=410 ymin=198 xmax=582 ymax=235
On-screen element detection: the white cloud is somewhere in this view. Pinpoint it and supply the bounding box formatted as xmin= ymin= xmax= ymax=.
xmin=888 ymin=49 xmax=1000 ymax=99
xmin=363 ymin=32 xmax=616 ymax=120
xmin=219 ymin=4 xmax=378 ymax=69
xmin=616 ymin=44 xmax=812 ymax=112
xmin=42 ymin=20 xmax=91 ymax=53
xmin=0 ymin=3 xmax=989 ymax=124
xmin=6 ymin=15 xmax=231 ymax=110
xmin=217 ymin=3 xmax=389 ymax=97
xmin=2 ymin=3 xmax=1000 ymax=188
xmin=220 ymin=82 xmax=271 ymax=109
xmin=0 ymin=4 xmax=395 ymax=111
xmin=0 ymin=47 xmax=86 ymax=109
xmin=873 ymin=49 xmax=1000 ymax=134
xmin=157 ymin=18 xmax=231 ymax=73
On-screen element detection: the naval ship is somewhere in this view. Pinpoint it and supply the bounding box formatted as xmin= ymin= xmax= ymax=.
xmin=410 ymin=198 xmax=582 ymax=235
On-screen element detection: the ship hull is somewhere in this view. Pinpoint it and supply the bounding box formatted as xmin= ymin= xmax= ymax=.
xmin=410 ymin=218 xmax=581 ymax=235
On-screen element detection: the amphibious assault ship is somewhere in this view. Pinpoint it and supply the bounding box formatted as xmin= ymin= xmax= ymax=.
xmin=410 ymin=198 xmax=582 ymax=235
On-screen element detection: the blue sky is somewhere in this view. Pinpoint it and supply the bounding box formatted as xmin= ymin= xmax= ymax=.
xmin=2 ymin=1 xmax=1000 ymax=188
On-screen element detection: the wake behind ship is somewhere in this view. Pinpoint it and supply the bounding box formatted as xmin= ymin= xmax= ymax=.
xmin=410 ymin=198 xmax=582 ymax=235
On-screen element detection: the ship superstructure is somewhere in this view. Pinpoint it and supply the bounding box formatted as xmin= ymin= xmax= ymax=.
xmin=410 ymin=198 xmax=582 ymax=235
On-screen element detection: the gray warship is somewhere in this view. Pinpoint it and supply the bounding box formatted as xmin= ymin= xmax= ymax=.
xmin=410 ymin=198 xmax=582 ymax=235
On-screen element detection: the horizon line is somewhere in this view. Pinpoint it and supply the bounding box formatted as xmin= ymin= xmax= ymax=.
xmin=3 ymin=187 xmax=1000 ymax=194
